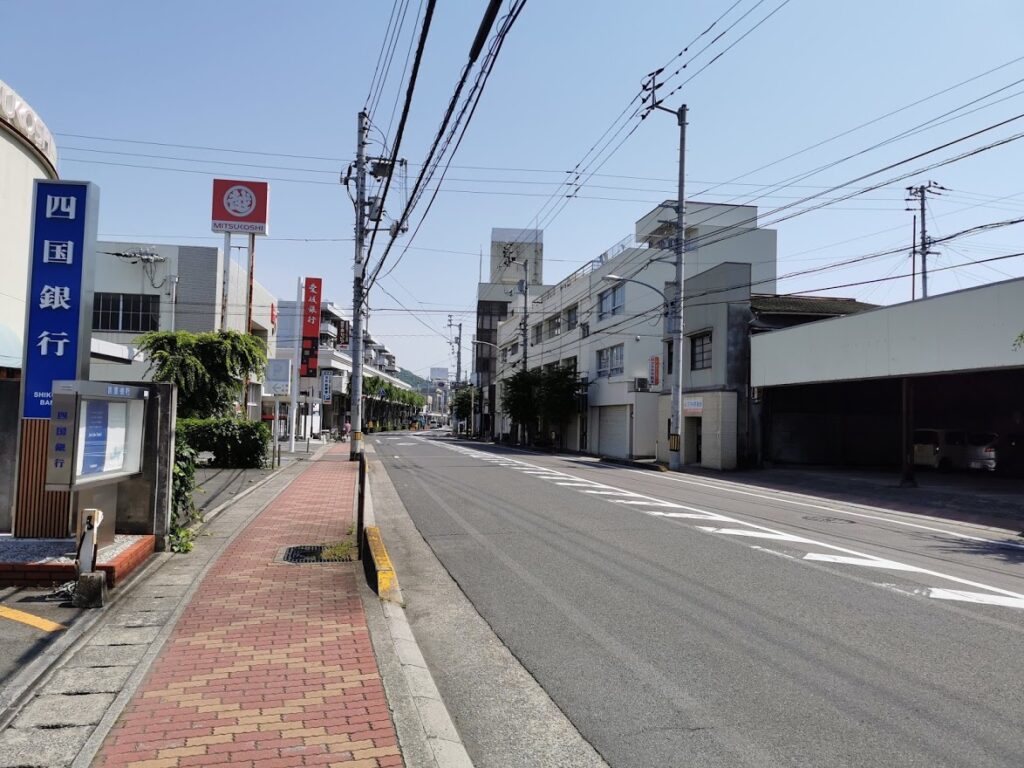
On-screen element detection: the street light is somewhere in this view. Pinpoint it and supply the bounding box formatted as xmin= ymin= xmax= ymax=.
xmin=601 ymin=273 xmax=683 ymax=469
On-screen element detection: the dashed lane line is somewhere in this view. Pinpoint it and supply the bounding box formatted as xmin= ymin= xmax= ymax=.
xmin=623 ymin=467 xmax=1024 ymax=547
xmin=432 ymin=441 xmax=1024 ymax=611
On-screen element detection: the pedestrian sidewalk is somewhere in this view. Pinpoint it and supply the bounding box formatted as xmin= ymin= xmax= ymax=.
xmin=94 ymin=445 xmax=402 ymax=768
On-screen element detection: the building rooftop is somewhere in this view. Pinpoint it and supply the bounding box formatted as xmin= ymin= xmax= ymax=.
xmin=750 ymin=294 xmax=878 ymax=316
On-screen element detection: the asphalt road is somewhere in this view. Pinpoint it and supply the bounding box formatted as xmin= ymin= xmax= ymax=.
xmin=371 ymin=433 xmax=1024 ymax=768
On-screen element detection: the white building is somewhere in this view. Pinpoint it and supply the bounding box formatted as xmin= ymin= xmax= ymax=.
xmin=495 ymin=201 xmax=777 ymax=463
xmin=274 ymin=300 xmax=410 ymax=439
xmin=473 ymin=228 xmax=551 ymax=438
xmin=0 ymin=78 xmax=59 ymax=374
xmin=89 ymin=241 xmax=278 ymax=417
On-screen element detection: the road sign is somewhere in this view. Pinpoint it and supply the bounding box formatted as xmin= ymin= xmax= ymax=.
xmin=321 ymin=371 xmax=333 ymax=404
xmin=264 ymin=358 xmax=291 ymax=396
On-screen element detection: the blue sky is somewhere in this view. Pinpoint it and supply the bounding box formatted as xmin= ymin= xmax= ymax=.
xmin=4 ymin=0 xmax=1024 ymax=376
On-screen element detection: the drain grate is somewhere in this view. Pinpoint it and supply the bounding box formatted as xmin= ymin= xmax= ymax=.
xmin=277 ymin=544 xmax=355 ymax=564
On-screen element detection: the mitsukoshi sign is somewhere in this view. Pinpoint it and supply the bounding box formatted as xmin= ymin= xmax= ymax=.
xmin=211 ymin=179 xmax=269 ymax=235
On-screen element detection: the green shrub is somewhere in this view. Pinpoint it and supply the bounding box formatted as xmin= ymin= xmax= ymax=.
xmin=177 ymin=418 xmax=270 ymax=468
xmin=170 ymin=436 xmax=200 ymax=553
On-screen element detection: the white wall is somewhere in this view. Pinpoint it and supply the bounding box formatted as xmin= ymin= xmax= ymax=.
xmin=0 ymin=129 xmax=57 ymax=370
xmin=89 ymin=241 xmax=277 ymax=383
xmin=752 ymin=277 xmax=1024 ymax=387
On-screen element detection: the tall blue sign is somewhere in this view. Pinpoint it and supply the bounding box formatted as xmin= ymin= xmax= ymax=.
xmin=22 ymin=181 xmax=98 ymax=418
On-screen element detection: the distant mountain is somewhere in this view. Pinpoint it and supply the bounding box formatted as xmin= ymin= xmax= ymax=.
xmin=396 ymin=368 xmax=432 ymax=391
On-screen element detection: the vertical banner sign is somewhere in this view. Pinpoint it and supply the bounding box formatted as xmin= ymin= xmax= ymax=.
xmin=321 ymin=370 xmax=333 ymax=404
xmin=300 ymin=277 xmax=322 ymax=377
xmin=648 ymin=355 xmax=661 ymax=387
xmin=23 ymin=181 xmax=97 ymax=418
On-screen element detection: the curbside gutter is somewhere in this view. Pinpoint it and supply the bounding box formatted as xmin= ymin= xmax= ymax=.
xmin=360 ymin=461 xmax=473 ymax=768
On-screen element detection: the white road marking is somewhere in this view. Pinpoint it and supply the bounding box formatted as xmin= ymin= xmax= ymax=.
xmin=749 ymin=545 xmax=801 ymax=561
xmin=926 ymin=588 xmax=1024 ymax=609
xmin=429 ymin=442 xmax=1024 ymax=608
xmin=643 ymin=511 xmax=723 ymax=519
xmin=803 ymin=553 xmax=924 ymax=572
xmin=625 ymin=468 xmax=1024 ymax=545
xmin=698 ymin=527 xmax=811 ymax=543
xmin=581 ymin=490 xmax=631 ymax=496
xmin=396 ymin=442 xmax=415 ymax=446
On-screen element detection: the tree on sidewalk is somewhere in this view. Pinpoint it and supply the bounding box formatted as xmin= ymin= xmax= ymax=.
xmin=538 ymin=365 xmax=581 ymax=449
xmin=451 ymin=387 xmax=474 ymax=432
xmin=502 ymin=369 xmax=542 ymax=444
xmin=137 ymin=330 xmax=267 ymax=418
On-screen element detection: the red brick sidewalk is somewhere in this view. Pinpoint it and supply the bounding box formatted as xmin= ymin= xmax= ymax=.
xmin=95 ymin=447 xmax=402 ymax=768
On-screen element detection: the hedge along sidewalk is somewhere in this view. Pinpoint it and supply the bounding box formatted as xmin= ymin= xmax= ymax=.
xmin=177 ymin=417 xmax=272 ymax=470
xmin=93 ymin=443 xmax=403 ymax=768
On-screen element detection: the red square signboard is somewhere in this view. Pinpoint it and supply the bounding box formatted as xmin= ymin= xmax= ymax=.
xmin=211 ymin=179 xmax=269 ymax=234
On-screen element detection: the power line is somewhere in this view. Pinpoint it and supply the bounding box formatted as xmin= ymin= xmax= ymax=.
xmin=366 ymin=0 xmax=527 ymax=289
xmin=693 ymin=53 xmax=1024 ymax=200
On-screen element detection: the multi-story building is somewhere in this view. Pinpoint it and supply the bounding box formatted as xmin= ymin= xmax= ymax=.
xmin=274 ymin=301 xmax=409 ymax=439
xmin=494 ymin=201 xmax=778 ymax=463
xmin=89 ymin=241 xmax=278 ymax=417
xmin=473 ymin=228 xmax=551 ymax=438
xmin=680 ymin=262 xmax=875 ymax=468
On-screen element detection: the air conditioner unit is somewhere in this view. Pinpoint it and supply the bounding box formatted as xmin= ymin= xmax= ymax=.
xmin=632 ymin=377 xmax=649 ymax=392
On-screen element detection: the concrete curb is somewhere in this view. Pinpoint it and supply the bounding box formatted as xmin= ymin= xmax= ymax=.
xmin=364 ymin=526 xmax=401 ymax=603
xmin=360 ymin=460 xmax=473 ymax=768
xmin=381 ymin=600 xmax=473 ymax=768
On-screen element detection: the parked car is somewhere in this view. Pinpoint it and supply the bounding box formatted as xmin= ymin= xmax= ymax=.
xmin=913 ymin=428 xmax=998 ymax=472
xmin=966 ymin=431 xmax=999 ymax=472
xmin=996 ymin=432 xmax=1024 ymax=476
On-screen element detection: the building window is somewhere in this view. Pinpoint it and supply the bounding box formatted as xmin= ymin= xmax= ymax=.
xmin=565 ymin=304 xmax=578 ymax=331
xmin=690 ymin=332 xmax=712 ymax=370
xmin=596 ymin=344 xmax=624 ymax=377
xmin=93 ymin=292 xmax=160 ymax=332
xmin=545 ymin=315 xmax=561 ymax=340
xmin=597 ymin=284 xmax=624 ymax=320
xmin=562 ymin=356 xmax=577 ymax=373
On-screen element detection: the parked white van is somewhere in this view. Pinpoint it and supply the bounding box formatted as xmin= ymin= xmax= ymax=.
xmin=913 ymin=429 xmax=998 ymax=472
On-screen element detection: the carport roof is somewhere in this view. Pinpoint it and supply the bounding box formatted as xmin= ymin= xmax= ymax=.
xmin=750 ymin=295 xmax=877 ymax=316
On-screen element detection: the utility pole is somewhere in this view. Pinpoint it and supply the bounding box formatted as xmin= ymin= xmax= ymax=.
xmin=349 ymin=111 xmax=369 ymax=460
xmin=455 ymin=322 xmax=462 ymax=384
xmin=644 ymin=69 xmax=687 ymax=472
xmin=500 ymin=244 xmax=530 ymax=372
xmin=906 ymin=181 xmax=945 ymax=299
xmin=447 ymin=314 xmax=461 ymax=385
xmin=521 ymin=259 xmax=529 ymax=372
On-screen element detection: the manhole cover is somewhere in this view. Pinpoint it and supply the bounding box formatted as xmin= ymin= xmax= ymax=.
xmin=276 ymin=544 xmax=355 ymax=564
